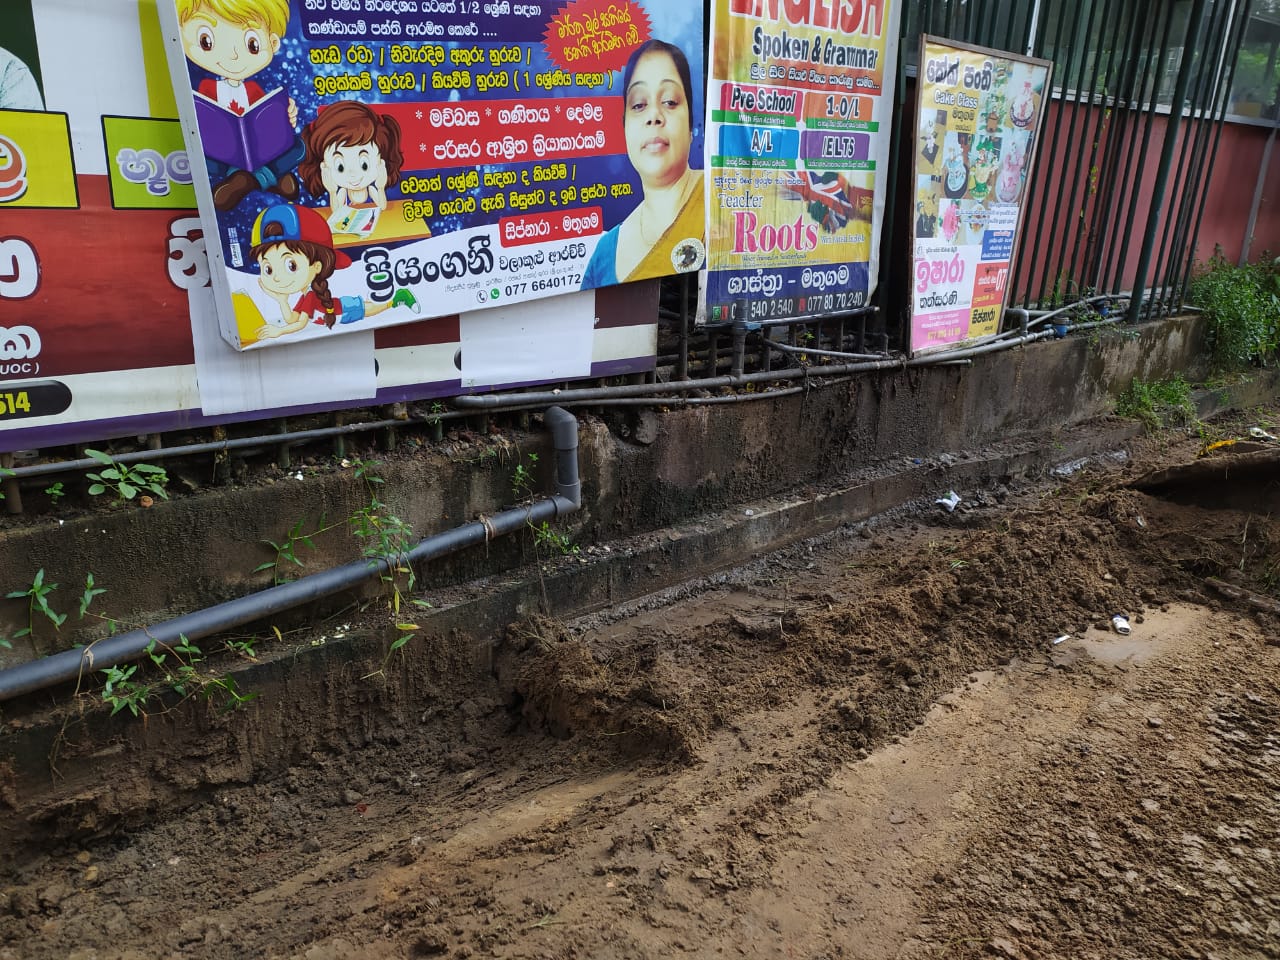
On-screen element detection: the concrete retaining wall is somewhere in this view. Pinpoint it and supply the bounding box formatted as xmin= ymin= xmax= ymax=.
xmin=0 ymin=316 xmax=1216 ymax=664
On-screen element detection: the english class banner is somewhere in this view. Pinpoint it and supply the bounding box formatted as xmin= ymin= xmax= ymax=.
xmin=703 ymin=0 xmax=899 ymax=324
xmin=157 ymin=0 xmax=705 ymax=350
xmin=910 ymin=36 xmax=1051 ymax=355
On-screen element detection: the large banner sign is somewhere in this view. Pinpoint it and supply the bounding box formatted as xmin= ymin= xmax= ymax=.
xmin=0 ymin=0 xmax=657 ymax=453
xmin=157 ymin=0 xmax=705 ymax=350
xmin=703 ymin=0 xmax=898 ymax=324
xmin=910 ymin=37 xmax=1051 ymax=355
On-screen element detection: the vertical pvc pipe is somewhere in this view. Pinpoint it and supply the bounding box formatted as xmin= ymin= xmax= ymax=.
xmin=1023 ymin=0 xmax=1044 ymax=56
xmin=677 ymin=273 xmax=690 ymax=381
xmin=332 ymin=412 xmax=346 ymax=459
xmin=275 ymin=419 xmax=291 ymax=469
xmin=1239 ymin=122 xmax=1276 ymax=265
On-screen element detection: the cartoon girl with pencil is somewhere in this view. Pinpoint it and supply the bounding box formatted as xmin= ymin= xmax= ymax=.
xmin=299 ymin=100 xmax=403 ymax=214
xmin=246 ymin=203 xmax=417 ymax=341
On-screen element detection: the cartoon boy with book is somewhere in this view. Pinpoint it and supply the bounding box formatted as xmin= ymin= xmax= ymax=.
xmin=178 ymin=0 xmax=303 ymax=211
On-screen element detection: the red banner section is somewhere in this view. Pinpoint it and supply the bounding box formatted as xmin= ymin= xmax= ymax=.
xmin=4 ymin=177 xmax=196 ymax=380
xmin=542 ymin=0 xmax=652 ymax=74
xmin=499 ymin=207 xmax=605 ymax=246
xmin=377 ymin=99 xmax=620 ymax=171
xmin=972 ymin=261 xmax=1010 ymax=309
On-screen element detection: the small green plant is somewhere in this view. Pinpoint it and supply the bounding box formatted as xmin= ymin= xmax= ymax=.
xmin=1115 ymin=376 xmax=1196 ymax=433
xmin=225 ymin=637 xmax=258 ymax=659
xmin=1092 ymin=325 xmax=1139 ymax=346
xmin=101 ymin=635 xmax=258 ymax=717
xmin=256 ymin=517 xmax=324 ymax=585
xmin=6 ymin=568 xmax=66 ymax=640
xmin=0 ymin=567 xmax=255 ymax=720
xmin=85 ymin=449 xmax=169 ymax=502
xmin=531 ymin=520 xmax=579 ymax=556
xmin=1189 ymin=251 xmax=1280 ymax=371
xmin=44 ymin=482 xmax=65 ymax=505
xmin=4 ymin=572 xmax=107 ymax=651
xmin=346 ymin=458 xmax=434 ymax=675
xmin=361 ymin=612 xmax=431 ymax=681
xmin=0 ymin=466 xmax=12 ymax=501
xmin=511 ymin=452 xmax=539 ymax=500
xmin=78 ymin=573 xmax=106 ymax=618
xmin=101 ymin=663 xmax=148 ymax=717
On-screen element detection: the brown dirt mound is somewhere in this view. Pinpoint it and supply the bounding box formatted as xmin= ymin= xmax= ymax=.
xmin=3 ymin=423 xmax=1280 ymax=960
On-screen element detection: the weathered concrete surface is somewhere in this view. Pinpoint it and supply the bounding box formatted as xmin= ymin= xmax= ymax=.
xmin=1 ymin=316 xmax=1276 ymax=856
xmin=0 ymin=315 xmax=1233 ymax=664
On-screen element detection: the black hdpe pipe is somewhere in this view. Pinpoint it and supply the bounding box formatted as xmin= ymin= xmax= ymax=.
xmin=451 ymin=329 xmax=1053 ymax=411
xmin=0 ymin=408 xmax=581 ymax=702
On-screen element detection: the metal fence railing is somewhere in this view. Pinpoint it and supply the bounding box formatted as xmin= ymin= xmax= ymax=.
xmin=891 ymin=0 xmax=1255 ymax=327
xmin=0 ymin=0 xmax=1260 ymax=510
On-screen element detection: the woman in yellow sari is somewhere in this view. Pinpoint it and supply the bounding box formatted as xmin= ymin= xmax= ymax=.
xmin=582 ymin=39 xmax=705 ymax=288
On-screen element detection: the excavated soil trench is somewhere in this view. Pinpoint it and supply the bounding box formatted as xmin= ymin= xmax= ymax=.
xmin=2 ymin=421 xmax=1279 ymax=960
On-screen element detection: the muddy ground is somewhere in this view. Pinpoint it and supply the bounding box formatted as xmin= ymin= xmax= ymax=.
xmin=2 ymin=411 xmax=1280 ymax=960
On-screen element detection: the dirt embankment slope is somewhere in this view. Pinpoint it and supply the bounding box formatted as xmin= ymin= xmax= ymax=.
xmin=3 ymin=417 xmax=1279 ymax=960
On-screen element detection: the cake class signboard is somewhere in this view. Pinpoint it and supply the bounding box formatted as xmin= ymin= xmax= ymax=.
xmin=157 ymin=0 xmax=705 ymax=350
xmin=910 ymin=36 xmax=1051 ymax=355
xmin=702 ymin=0 xmax=900 ymax=324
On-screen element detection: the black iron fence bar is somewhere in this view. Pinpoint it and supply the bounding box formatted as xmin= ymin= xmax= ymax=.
xmin=1148 ymin=0 xmax=1232 ymax=318
xmin=1084 ymin=0 xmax=1150 ymax=291
xmin=1017 ymin=0 xmax=1080 ymax=308
xmin=1036 ymin=0 xmax=1106 ymax=308
xmin=1001 ymin=1 xmax=1018 ymax=53
xmin=1168 ymin=0 xmax=1252 ymax=305
xmin=875 ymin=0 xmax=912 ymax=327
xmin=1106 ymin=0 xmax=1176 ymax=296
xmin=1178 ymin=0 xmax=1255 ymax=298
xmin=977 ymin=0 xmax=997 ymax=48
xmin=1126 ymin=0 xmax=1210 ymax=324
xmin=1068 ymin=0 xmax=1133 ymax=290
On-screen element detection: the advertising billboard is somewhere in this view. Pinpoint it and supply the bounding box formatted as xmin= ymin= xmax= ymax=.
xmin=0 ymin=0 xmax=657 ymax=453
xmin=703 ymin=0 xmax=899 ymax=324
xmin=157 ymin=0 xmax=706 ymax=350
xmin=910 ymin=36 xmax=1051 ymax=355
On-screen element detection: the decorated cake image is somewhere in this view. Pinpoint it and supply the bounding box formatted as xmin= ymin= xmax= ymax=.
xmin=943 ymin=136 xmax=968 ymax=199
xmin=940 ymin=200 xmax=961 ymax=242
xmin=996 ymin=137 xmax=1026 ymax=203
xmin=1010 ymin=80 xmax=1036 ymax=129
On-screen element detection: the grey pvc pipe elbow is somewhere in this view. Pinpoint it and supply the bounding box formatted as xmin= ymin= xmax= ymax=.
xmin=0 ymin=408 xmax=582 ymax=702
xmin=544 ymin=406 xmax=581 ymax=510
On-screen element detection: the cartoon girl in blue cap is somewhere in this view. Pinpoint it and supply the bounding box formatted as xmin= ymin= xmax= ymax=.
xmin=248 ymin=203 xmax=417 ymax=341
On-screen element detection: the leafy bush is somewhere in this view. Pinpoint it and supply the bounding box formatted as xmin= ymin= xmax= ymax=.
xmin=1188 ymin=251 xmax=1280 ymax=370
xmin=1115 ymin=376 xmax=1195 ymax=432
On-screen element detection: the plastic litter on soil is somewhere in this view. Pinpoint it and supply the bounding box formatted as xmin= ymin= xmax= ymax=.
xmin=2 ymin=410 xmax=1279 ymax=960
